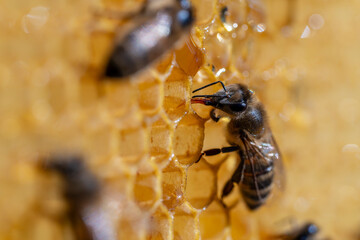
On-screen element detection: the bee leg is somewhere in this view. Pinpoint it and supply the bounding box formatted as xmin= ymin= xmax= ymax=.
xmin=195 ymin=146 xmax=239 ymax=163
xmin=222 ymin=180 xmax=234 ymax=198
xmin=210 ymin=109 xmax=221 ymax=122
xmin=221 ymin=150 xmax=246 ymax=198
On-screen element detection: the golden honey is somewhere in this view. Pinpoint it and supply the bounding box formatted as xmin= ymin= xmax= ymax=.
xmin=1 ymin=0 xmax=360 ymax=239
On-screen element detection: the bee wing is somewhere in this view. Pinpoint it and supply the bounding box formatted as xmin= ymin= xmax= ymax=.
xmin=270 ymin=134 xmax=286 ymax=192
xmin=70 ymin=212 xmax=93 ymax=240
xmin=241 ymin=129 xmax=285 ymax=194
xmin=254 ymin=129 xmax=285 ymax=191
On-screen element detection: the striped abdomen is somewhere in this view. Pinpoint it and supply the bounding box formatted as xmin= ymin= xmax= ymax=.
xmin=240 ymin=159 xmax=274 ymax=210
xmin=104 ymin=3 xmax=194 ymax=78
xmin=105 ymin=10 xmax=174 ymax=78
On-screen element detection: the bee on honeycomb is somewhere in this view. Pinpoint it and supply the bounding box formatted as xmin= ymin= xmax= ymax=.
xmin=1 ymin=0 xmax=356 ymax=239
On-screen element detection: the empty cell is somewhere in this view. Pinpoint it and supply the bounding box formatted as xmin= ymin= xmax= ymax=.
xmin=27 ymin=215 xmax=63 ymax=240
xmin=155 ymin=51 xmax=174 ymax=74
xmin=203 ymin=27 xmax=232 ymax=70
xmin=199 ymin=200 xmax=227 ymax=239
xmin=245 ymin=0 xmax=266 ymax=30
xmin=118 ymin=126 xmax=147 ymax=165
xmin=78 ymin=77 xmax=100 ymax=108
xmin=231 ymin=36 xmax=253 ymax=74
xmin=103 ymin=81 xmax=137 ymax=118
xmin=217 ymin=155 xmax=241 ymax=208
xmin=229 ymin=204 xmax=255 ymax=240
xmin=134 ymin=161 xmax=160 ymax=210
xmin=191 ymin=68 xmax=218 ymax=119
xmin=0 ymin=66 xmax=26 ymax=136
xmin=137 ymin=75 xmax=162 ymax=115
xmin=82 ymin=123 xmax=117 ymax=166
xmin=0 ymin=161 xmax=44 ymax=235
xmin=88 ymin=29 xmax=115 ymax=72
xmin=150 ymin=116 xmax=172 ymax=167
xmin=175 ymin=36 xmax=204 ymax=77
xmin=147 ymin=204 xmax=172 ymax=240
xmin=161 ymin=159 xmax=185 ymax=210
xmin=186 ymin=160 xmax=216 ymax=209
xmin=173 ymin=113 xmax=205 ymax=165
xmin=45 ymin=77 xmax=68 ymax=116
xmin=163 ymin=66 xmax=190 ymax=121
xmin=199 ymin=119 xmax=231 ymax=166
xmin=99 ymin=163 xmax=134 ymax=197
xmin=191 ymin=0 xmax=215 ymax=25
xmin=173 ymin=203 xmax=198 ymax=240
xmin=29 ymin=65 xmax=76 ymax=121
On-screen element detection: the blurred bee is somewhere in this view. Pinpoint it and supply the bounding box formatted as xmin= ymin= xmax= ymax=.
xmin=220 ymin=6 xmax=228 ymax=23
xmin=43 ymin=154 xmax=115 ymax=240
xmin=191 ymin=81 xmax=284 ymax=210
xmin=104 ymin=0 xmax=194 ymax=78
xmin=269 ymin=222 xmax=320 ymax=240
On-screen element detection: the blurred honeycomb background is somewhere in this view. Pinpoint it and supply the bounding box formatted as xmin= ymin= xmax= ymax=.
xmin=1 ymin=0 xmax=360 ymax=239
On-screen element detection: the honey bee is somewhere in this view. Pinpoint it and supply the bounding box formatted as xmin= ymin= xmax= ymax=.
xmin=43 ymin=154 xmax=115 ymax=240
xmin=269 ymin=222 xmax=320 ymax=240
xmin=220 ymin=6 xmax=228 ymax=23
xmin=191 ymin=81 xmax=284 ymax=210
xmin=104 ymin=0 xmax=194 ymax=78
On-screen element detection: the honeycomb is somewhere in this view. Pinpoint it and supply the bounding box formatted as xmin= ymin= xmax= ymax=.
xmin=1 ymin=0 xmax=360 ymax=239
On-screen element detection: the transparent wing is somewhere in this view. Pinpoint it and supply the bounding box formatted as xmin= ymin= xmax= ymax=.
xmin=269 ymin=134 xmax=286 ymax=192
xmin=241 ymin=129 xmax=285 ymax=194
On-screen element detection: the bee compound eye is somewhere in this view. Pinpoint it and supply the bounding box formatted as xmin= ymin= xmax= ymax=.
xmin=308 ymin=224 xmax=318 ymax=234
xmin=229 ymin=102 xmax=247 ymax=112
xmin=177 ymin=9 xmax=193 ymax=27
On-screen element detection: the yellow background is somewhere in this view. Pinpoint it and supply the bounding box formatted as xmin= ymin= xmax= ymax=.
xmin=0 ymin=0 xmax=359 ymax=239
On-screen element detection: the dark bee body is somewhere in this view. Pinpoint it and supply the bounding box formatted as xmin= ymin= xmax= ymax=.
xmin=192 ymin=82 xmax=284 ymax=210
xmin=220 ymin=6 xmax=228 ymax=23
xmin=270 ymin=222 xmax=319 ymax=240
xmin=104 ymin=0 xmax=194 ymax=78
xmin=43 ymin=155 xmax=115 ymax=240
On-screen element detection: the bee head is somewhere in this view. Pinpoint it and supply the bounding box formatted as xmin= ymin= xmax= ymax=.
xmin=304 ymin=223 xmax=319 ymax=236
xmin=191 ymin=82 xmax=254 ymax=116
xmin=42 ymin=154 xmax=100 ymax=202
xmin=43 ymin=154 xmax=84 ymax=178
xmin=176 ymin=0 xmax=194 ymax=27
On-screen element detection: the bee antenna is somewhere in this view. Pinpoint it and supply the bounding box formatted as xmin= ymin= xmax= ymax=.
xmin=192 ymin=81 xmax=228 ymax=94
